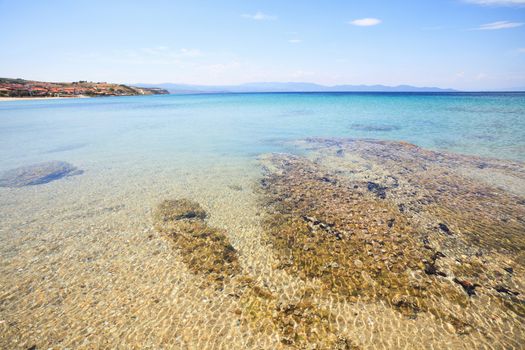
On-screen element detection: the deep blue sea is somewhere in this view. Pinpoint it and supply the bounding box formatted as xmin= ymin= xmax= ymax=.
xmin=1 ymin=92 xmax=524 ymax=172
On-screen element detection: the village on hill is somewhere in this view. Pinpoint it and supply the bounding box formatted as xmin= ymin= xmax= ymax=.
xmin=0 ymin=78 xmax=168 ymax=98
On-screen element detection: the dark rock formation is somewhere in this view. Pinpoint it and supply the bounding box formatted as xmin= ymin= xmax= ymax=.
xmin=0 ymin=161 xmax=82 ymax=187
xmin=153 ymin=198 xmax=359 ymax=348
xmin=153 ymin=199 xmax=239 ymax=286
xmin=258 ymin=138 xmax=525 ymax=345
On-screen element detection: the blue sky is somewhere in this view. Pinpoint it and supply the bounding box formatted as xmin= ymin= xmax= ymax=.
xmin=0 ymin=0 xmax=524 ymax=90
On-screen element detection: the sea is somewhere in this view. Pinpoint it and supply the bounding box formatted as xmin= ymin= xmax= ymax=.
xmin=1 ymin=92 xmax=524 ymax=349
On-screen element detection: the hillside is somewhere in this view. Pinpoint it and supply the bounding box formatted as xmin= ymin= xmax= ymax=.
xmin=135 ymin=82 xmax=457 ymax=94
xmin=0 ymin=78 xmax=169 ymax=98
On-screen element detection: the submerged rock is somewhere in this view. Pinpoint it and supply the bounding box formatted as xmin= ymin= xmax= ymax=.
xmin=154 ymin=199 xmax=360 ymax=348
xmin=153 ymin=199 xmax=239 ymax=286
xmin=495 ymin=285 xmax=519 ymax=296
xmin=0 ymin=161 xmax=82 ymax=187
xmin=350 ymin=124 xmax=401 ymax=132
xmin=367 ymin=181 xmax=387 ymax=199
xmin=438 ymin=223 xmax=452 ymax=235
xmin=453 ymin=278 xmax=479 ymax=296
xmin=154 ymin=199 xmax=207 ymax=223
xmin=258 ymin=138 xmax=525 ymax=344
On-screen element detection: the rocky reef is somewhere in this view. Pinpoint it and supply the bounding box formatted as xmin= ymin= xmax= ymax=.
xmin=153 ymin=199 xmax=240 ymax=286
xmin=0 ymin=161 xmax=82 ymax=187
xmin=151 ymin=139 xmax=524 ymax=348
xmin=258 ymin=138 xmax=525 ymax=347
xmin=153 ymin=198 xmax=359 ymax=349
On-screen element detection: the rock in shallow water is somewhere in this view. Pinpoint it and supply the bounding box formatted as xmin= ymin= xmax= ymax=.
xmin=154 ymin=199 xmax=207 ymax=223
xmin=153 ymin=198 xmax=239 ymax=285
xmin=258 ymin=138 xmax=525 ymax=344
xmin=0 ymin=161 xmax=82 ymax=187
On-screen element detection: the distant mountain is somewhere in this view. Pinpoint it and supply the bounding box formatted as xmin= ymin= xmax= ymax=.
xmin=133 ymin=82 xmax=457 ymax=94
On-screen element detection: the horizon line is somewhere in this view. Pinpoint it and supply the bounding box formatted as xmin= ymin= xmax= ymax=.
xmin=3 ymin=77 xmax=525 ymax=92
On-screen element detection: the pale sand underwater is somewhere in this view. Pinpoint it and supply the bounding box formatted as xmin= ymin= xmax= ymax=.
xmin=1 ymin=138 xmax=524 ymax=349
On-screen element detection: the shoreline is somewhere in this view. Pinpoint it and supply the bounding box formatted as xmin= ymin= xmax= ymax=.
xmin=0 ymin=95 xmax=90 ymax=102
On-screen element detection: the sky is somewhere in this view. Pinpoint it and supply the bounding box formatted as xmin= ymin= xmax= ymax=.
xmin=0 ymin=0 xmax=524 ymax=90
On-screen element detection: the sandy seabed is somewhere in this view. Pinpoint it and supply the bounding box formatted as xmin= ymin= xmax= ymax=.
xmin=0 ymin=139 xmax=524 ymax=349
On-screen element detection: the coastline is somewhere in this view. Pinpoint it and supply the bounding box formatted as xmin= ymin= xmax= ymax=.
xmin=0 ymin=95 xmax=90 ymax=102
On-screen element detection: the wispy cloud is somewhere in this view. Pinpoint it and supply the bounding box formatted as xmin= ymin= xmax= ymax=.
xmin=288 ymin=39 xmax=302 ymax=44
xmin=476 ymin=72 xmax=488 ymax=80
xmin=464 ymin=0 xmax=525 ymax=6
xmin=518 ymin=48 xmax=525 ymax=53
xmin=475 ymin=21 xmax=524 ymax=30
xmin=139 ymin=47 xmax=203 ymax=58
xmin=350 ymin=18 xmax=382 ymax=27
xmin=242 ymin=11 xmax=277 ymax=21
xmin=69 ymin=46 xmax=205 ymax=65
xmin=178 ymin=48 xmax=203 ymax=57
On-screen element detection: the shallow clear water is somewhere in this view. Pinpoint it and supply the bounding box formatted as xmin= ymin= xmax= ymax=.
xmin=1 ymin=92 xmax=524 ymax=171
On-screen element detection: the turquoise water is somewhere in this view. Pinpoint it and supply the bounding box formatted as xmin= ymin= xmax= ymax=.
xmin=1 ymin=92 xmax=524 ymax=171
